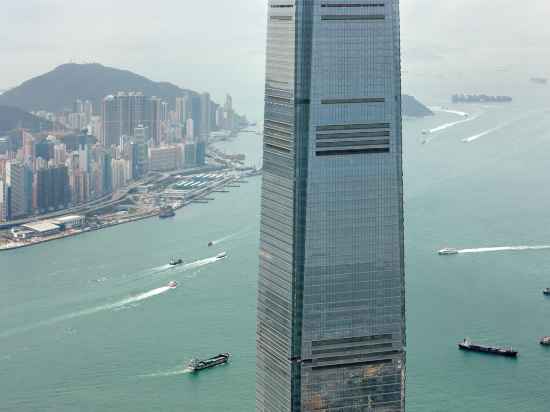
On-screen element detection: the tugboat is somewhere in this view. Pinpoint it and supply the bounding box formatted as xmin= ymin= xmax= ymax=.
xmin=188 ymin=353 xmax=231 ymax=372
xmin=543 ymin=288 xmax=550 ymax=296
xmin=458 ymin=339 xmax=518 ymax=357
xmin=540 ymin=337 xmax=550 ymax=346
xmin=438 ymin=248 xmax=459 ymax=256
xmin=159 ymin=206 xmax=175 ymax=219
xmin=168 ymin=281 xmax=178 ymax=289
xmin=169 ymin=257 xmax=184 ymax=266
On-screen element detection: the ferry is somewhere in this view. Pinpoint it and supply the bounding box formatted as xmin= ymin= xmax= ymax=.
xmin=543 ymin=288 xmax=550 ymax=296
xmin=540 ymin=337 xmax=550 ymax=346
xmin=458 ymin=339 xmax=518 ymax=357
xmin=169 ymin=258 xmax=184 ymax=266
xmin=216 ymin=252 xmax=227 ymax=260
xmin=168 ymin=281 xmax=178 ymax=289
xmin=188 ymin=353 xmax=231 ymax=372
xmin=438 ymin=248 xmax=459 ymax=256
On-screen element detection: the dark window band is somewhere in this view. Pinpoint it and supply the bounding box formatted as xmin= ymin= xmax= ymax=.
xmin=321 ymin=97 xmax=385 ymax=104
xmin=312 ymin=334 xmax=393 ymax=347
xmin=316 ymin=148 xmax=389 ymax=156
xmin=310 ymin=359 xmax=393 ymax=371
xmin=321 ymin=14 xmax=385 ymax=21
xmin=317 ymin=123 xmax=390 ymax=131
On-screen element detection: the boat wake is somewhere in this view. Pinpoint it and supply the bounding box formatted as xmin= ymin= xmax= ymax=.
xmin=458 ymin=245 xmax=550 ymax=254
xmin=0 ymin=286 xmax=173 ymax=340
xmin=429 ymin=115 xmax=478 ymax=134
xmin=138 ymin=367 xmax=192 ymax=378
xmin=461 ymin=123 xmax=507 ymax=143
xmin=210 ymin=226 xmax=254 ymax=246
xmin=429 ymin=107 xmax=470 ymax=117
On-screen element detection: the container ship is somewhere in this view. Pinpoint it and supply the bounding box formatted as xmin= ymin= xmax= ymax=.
xmin=188 ymin=353 xmax=231 ymax=372
xmin=159 ymin=206 xmax=175 ymax=219
xmin=458 ymin=339 xmax=518 ymax=357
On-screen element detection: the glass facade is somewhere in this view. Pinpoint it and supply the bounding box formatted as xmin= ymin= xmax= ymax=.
xmin=257 ymin=1 xmax=404 ymax=411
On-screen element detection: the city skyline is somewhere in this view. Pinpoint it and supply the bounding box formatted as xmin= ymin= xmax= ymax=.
xmin=257 ymin=1 xmax=405 ymax=410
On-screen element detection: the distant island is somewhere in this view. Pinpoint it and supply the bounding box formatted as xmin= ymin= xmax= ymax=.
xmin=402 ymin=95 xmax=433 ymax=117
xmin=452 ymin=94 xmax=513 ymax=104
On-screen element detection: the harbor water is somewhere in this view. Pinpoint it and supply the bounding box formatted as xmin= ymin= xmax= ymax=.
xmin=2 ymin=89 xmax=550 ymax=410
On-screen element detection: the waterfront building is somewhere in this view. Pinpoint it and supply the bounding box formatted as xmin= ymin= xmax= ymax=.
xmin=195 ymin=142 xmax=206 ymax=166
xmin=200 ymin=92 xmax=211 ymax=141
xmin=186 ymin=118 xmax=194 ymax=141
xmin=256 ymin=2 xmax=405 ymax=411
xmin=130 ymin=142 xmax=149 ymax=179
xmin=0 ymin=180 xmax=11 ymax=222
xmin=111 ymin=158 xmax=130 ymax=191
xmin=149 ymin=145 xmax=182 ymax=172
xmin=183 ymin=143 xmax=196 ymax=167
xmin=35 ymin=165 xmax=71 ymax=212
xmin=6 ymin=161 xmax=31 ymax=219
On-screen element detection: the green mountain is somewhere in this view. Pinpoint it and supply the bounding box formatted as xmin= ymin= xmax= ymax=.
xmin=0 ymin=106 xmax=53 ymax=134
xmin=0 ymin=63 xmax=195 ymax=113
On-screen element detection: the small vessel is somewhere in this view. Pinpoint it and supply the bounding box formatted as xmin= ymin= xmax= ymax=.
xmin=169 ymin=258 xmax=184 ymax=266
xmin=168 ymin=281 xmax=178 ymax=289
xmin=438 ymin=248 xmax=459 ymax=256
xmin=208 ymin=241 xmax=214 ymax=247
xmin=421 ymin=130 xmax=429 ymax=135
xmin=531 ymin=77 xmax=548 ymax=85
xmin=458 ymin=339 xmax=518 ymax=357
xmin=159 ymin=206 xmax=175 ymax=219
xmin=540 ymin=337 xmax=550 ymax=346
xmin=188 ymin=353 xmax=231 ymax=372
xmin=216 ymin=252 xmax=227 ymax=260
xmin=543 ymin=288 xmax=550 ymax=296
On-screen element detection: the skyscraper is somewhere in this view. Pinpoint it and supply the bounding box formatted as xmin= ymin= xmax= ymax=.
xmin=256 ymin=2 xmax=405 ymax=411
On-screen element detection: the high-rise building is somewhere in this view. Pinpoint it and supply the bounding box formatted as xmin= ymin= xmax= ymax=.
xmin=35 ymin=166 xmax=71 ymax=212
xmin=0 ymin=180 xmax=11 ymax=222
xmin=200 ymin=93 xmax=211 ymax=140
xmin=256 ymin=2 xmax=405 ymax=411
xmin=175 ymin=96 xmax=189 ymax=125
xmin=186 ymin=118 xmax=194 ymax=141
xmin=149 ymin=145 xmax=182 ymax=172
xmin=6 ymin=161 xmax=31 ymax=219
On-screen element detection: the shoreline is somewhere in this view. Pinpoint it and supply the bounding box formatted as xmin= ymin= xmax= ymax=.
xmin=0 ymin=171 xmax=260 ymax=252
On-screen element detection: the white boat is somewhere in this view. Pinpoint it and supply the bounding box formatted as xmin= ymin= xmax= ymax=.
xmin=216 ymin=252 xmax=227 ymax=260
xmin=438 ymin=248 xmax=459 ymax=256
xmin=168 ymin=281 xmax=178 ymax=289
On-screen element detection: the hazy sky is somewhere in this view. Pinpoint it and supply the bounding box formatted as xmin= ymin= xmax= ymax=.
xmin=1 ymin=0 xmax=548 ymax=118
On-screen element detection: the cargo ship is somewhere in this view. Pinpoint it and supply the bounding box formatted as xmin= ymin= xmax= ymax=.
xmin=458 ymin=339 xmax=518 ymax=357
xmin=452 ymin=94 xmax=512 ymax=104
xmin=188 ymin=353 xmax=231 ymax=372
xmin=531 ymin=77 xmax=548 ymax=85
xmin=159 ymin=206 xmax=175 ymax=219
xmin=543 ymin=288 xmax=550 ymax=296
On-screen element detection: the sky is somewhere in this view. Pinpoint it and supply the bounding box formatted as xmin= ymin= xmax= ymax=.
xmin=1 ymin=0 xmax=548 ymax=119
